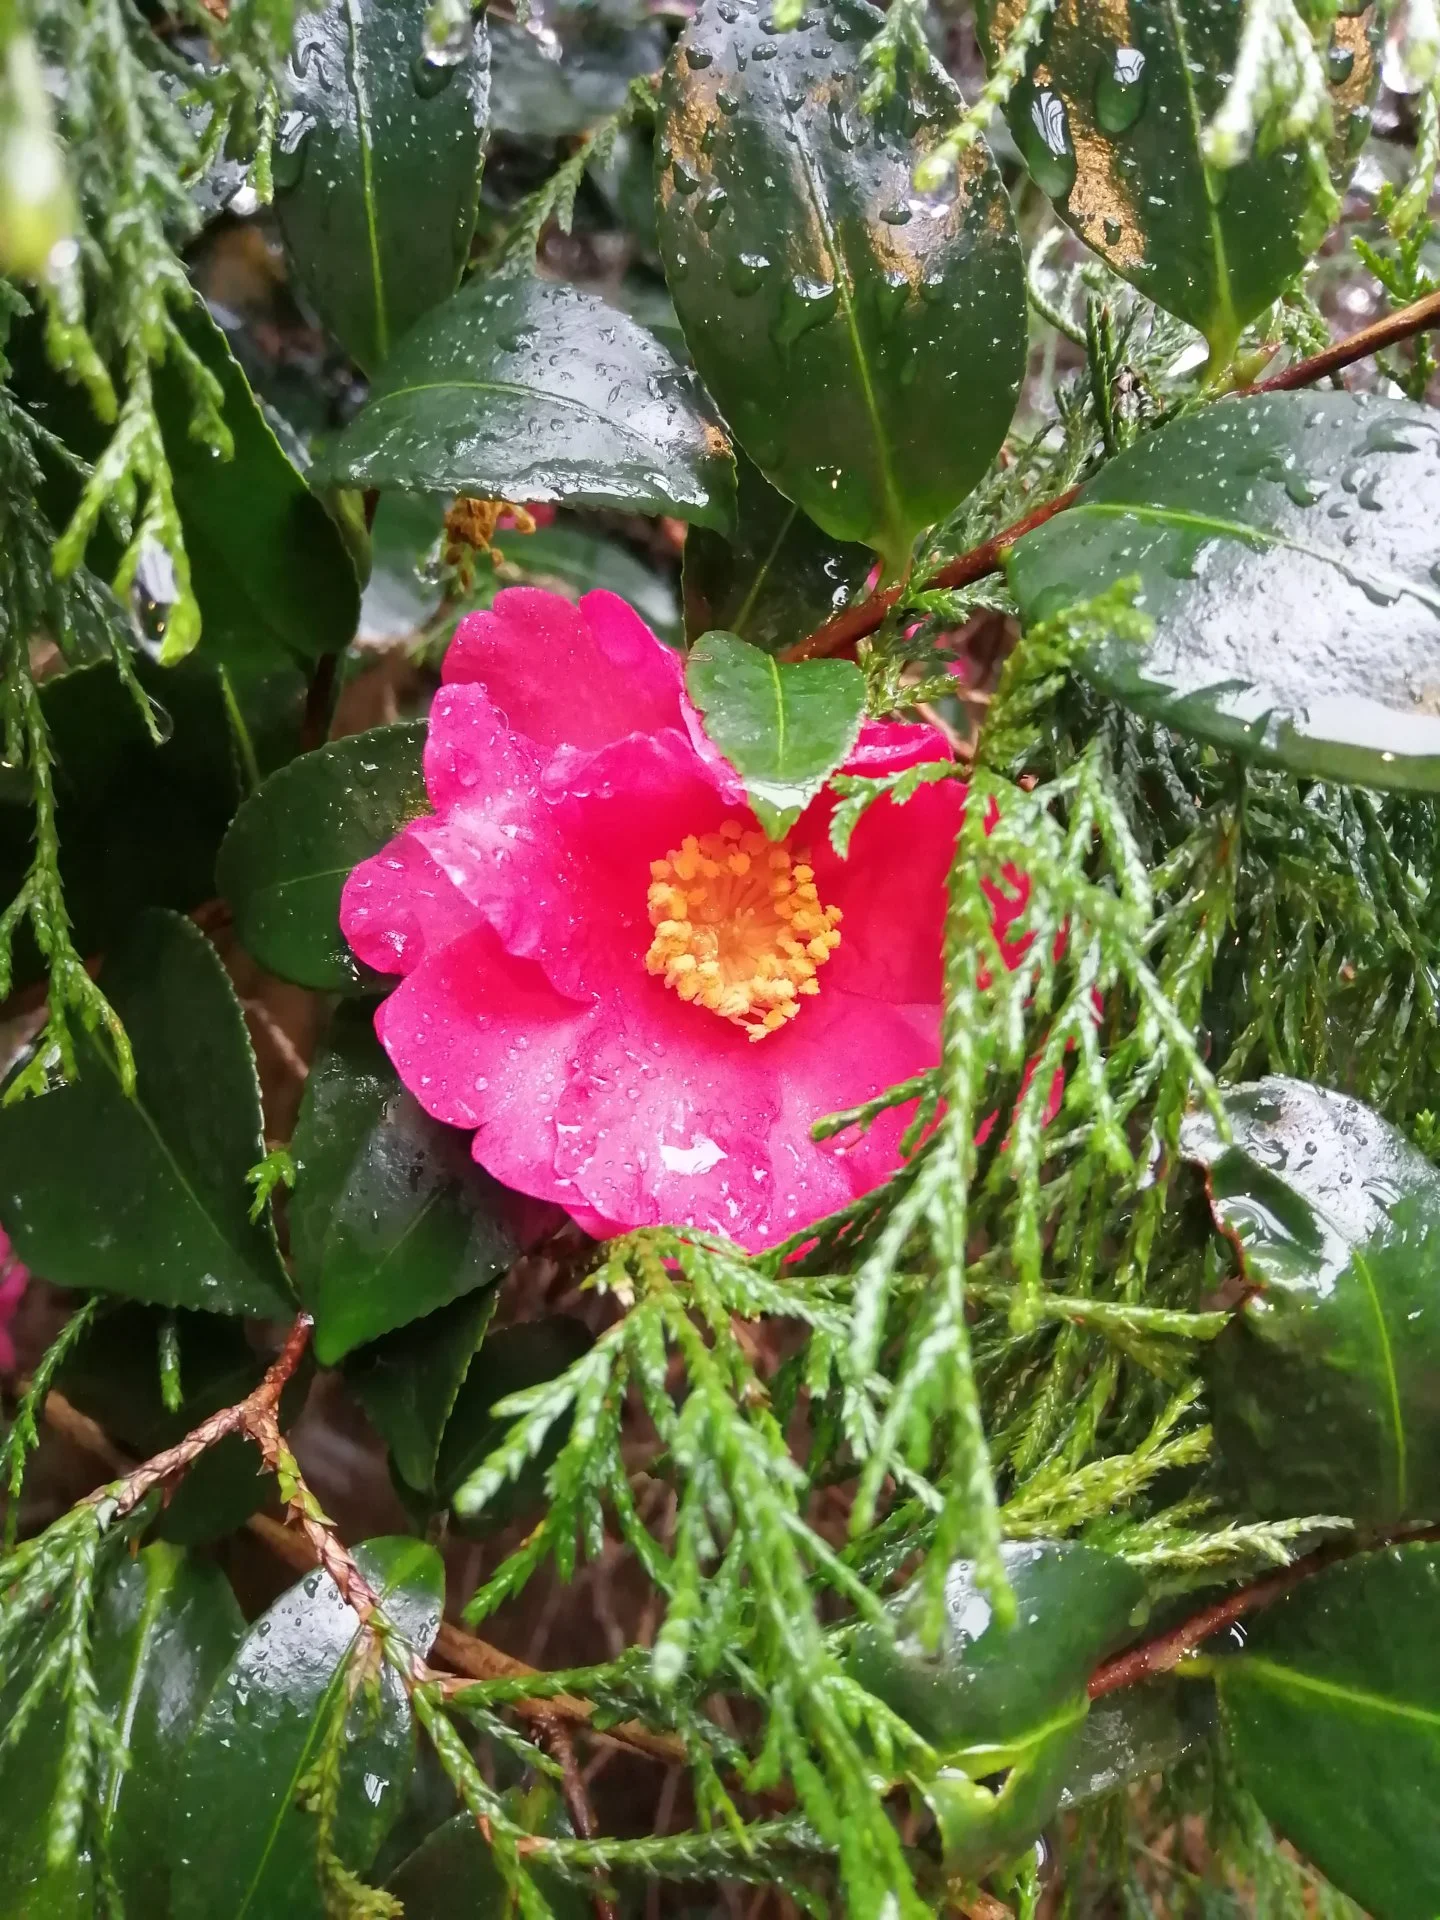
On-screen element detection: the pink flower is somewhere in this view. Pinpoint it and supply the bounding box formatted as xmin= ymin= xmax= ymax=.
xmin=342 ymin=588 xmax=1010 ymax=1251
xmin=0 ymin=1229 xmax=29 ymax=1373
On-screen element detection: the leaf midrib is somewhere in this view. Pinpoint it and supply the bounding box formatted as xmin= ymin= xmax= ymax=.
xmin=344 ymin=0 xmax=388 ymax=362
xmin=1353 ymin=1248 xmax=1407 ymax=1512
xmin=1232 ymin=1654 xmax=1440 ymax=1732
xmin=1160 ymin=0 xmax=1237 ymax=355
xmin=358 ymin=377 xmax=685 ymax=467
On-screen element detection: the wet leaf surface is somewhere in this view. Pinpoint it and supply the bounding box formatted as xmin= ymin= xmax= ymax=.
xmin=1218 ymin=1542 xmax=1440 ymax=1920
xmin=170 ymin=1539 xmax=445 ymax=1920
xmin=385 ymin=1807 xmax=588 ymax=1916
xmin=1183 ymin=1075 xmax=1440 ymax=1526
xmin=443 ymin=1318 xmax=596 ymax=1531
xmin=683 ymin=452 xmax=874 ymax=653
xmin=1008 ymin=392 xmax=1440 ymax=792
xmin=312 ymin=273 xmax=736 ymax=530
xmin=489 ymin=13 xmax=666 ymax=139
xmin=657 ymin=0 xmax=1025 ymax=570
xmin=0 ymin=1544 xmax=244 ymax=1914
xmin=1057 ymin=1677 xmax=1206 ymax=1809
xmin=291 ymin=1003 xmax=517 ymax=1365
xmin=275 ymin=0 xmax=490 ymax=373
xmin=218 ymin=721 xmax=428 ymax=991
xmin=347 ymin=1288 xmax=498 ymax=1492
xmin=686 ymin=629 xmax=866 ymax=836
xmin=0 ymin=912 xmax=292 ymax=1317
xmin=976 ymin=2 xmax=1376 ymax=360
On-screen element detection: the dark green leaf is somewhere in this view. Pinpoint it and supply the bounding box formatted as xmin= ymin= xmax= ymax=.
xmin=1057 ymin=1677 xmax=1206 ymax=1809
xmin=1182 ymin=1075 xmax=1440 ymax=1527
xmin=685 ymin=630 xmax=866 ymax=837
xmin=385 ymin=1808 xmax=587 ymax=1917
xmin=444 ymin=1318 xmax=595 ymax=1531
xmin=684 ymin=452 xmax=874 ymax=654
xmin=1007 ymin=391 xmax=1440 ymax=792
xmin=217 ymin=721 xmax=427 ymax=991
xmin=1217 ymin=1542 xmax=1440 ymax=1920
xmin=0 ymin=1543 xmax=244 ymax=1915
xmin=0 ymin=656 xmax=240 ymax=987
xmin=170 ymin=1538 xmax=445 ymax=1920
xmin=359 ymin=492 xmax=446 ymax=642
xmin=274 ymin=0 xmax=490 ymax=373
xmin=846 ymin=1539 xmax=1148 ymax=1757
xmin=0 ymin=912 xmax=291 ymax=1317
xmin=154 ymin=299 xmax=362 ymax=685
xmin=312 ymin=274 xmax=737 ymax=531
xmin=977 ymin=3 xmax=1376 ymax=362
xmin=489 ymin=13 xmax=665 ymax=140
xmin=348 ymin=1289 xmax=499 ymax=1492
xmin=656 ymin=0 xmax=1025 ymax=571
xmin=921 ymin=1723 xmax=1082 ymax=1879
xmin=59 ymin=1304 xmax=310 ymax=1544
xmin=291 ymin=1003 xmax=518 ymax=1365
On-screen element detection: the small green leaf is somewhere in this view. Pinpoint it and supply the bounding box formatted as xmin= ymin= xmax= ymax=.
xmin=348 ymin=1289 xmax=499 ymax=1493
xmin=291 ymin=1004 xmax=518 ymax=1365
xmin=1217 ymin=1542 xmax=1440 ymax=1920
xmin=312 ymin=273 xmax=737 ymax=531
xmin=443 ymin=1318 xmax=595 ymax=1532
xmin=0 ymin=1544 xmax=244 ymax=1914
xmin=976 ymin=2 xmax=1376 ymax=363
xmin=1183 ymin=1075 xmax=1440 ymax=1527
xmin=59 ymin=1303 xmax=310 ymax=1544
xmin=170 ymin=1539 xmax=445 ymax=1920
xmin=685 ymin=630 xmax=866 ymax=838
xmin=1057 ymin=1678 xmax=1205 ymax=1810
xmin=385 ymin=1809 xmax=588 ymax=1917
xmin=1007 ymin=391 xmax=1440 ymax=792
xmin=683 ymin=452 xmax=874 ymax=654
xmin=845 ymin=1539 xmax=1148 ymax=1760
xmin=0 ymin=912 xmax=292 ymax=1317
xmin=274 ymin=0 xmax=490 ymax=373
xmin=657 ymin=0 xmax=1025 ymax=570
xmin=217 ymin=721 xmax=428 ymax=991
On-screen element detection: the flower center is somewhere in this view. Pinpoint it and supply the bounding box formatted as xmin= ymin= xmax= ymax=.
xmin=644 ymin=821 xmax=843 ymax=1040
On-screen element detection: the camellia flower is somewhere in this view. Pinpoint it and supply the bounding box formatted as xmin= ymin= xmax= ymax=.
xmin=342 ymin=588 xmax=1027 ymax=1252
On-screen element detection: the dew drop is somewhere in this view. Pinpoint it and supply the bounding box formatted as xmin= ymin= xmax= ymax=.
xmin=686 ymin=43 xmax=715 ymax=68
xmin=774 ymin=274 xmax=839 ymax=345
xmin=694 ymin=184 xmax=729 ymax=229
xmin=727 ymin=249 xmax=772 ymax=295
xmin=879 ymin=199 xmax=911 ymax=224
xmin=1095 ymin=46 xmax=1146 ymax=134
xmin=1103 ymin=215 xmax=1123 ymax=245
xmin=1326 ymin=39 xmax=1356 ymax=83
xmin=1020 ymin=86 xmax=1076 ymax=199
xmin=672 ymin=157 xmax=702 ymax=194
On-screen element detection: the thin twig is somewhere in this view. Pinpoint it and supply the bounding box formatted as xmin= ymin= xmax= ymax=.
xmin=784 ymin=286 xmax=1440 ymax=664
xmin=1088 ymin=1520 xmax=1440 ymax=1698
xmin=543 ymin=1717 xmax=619 ymax=1920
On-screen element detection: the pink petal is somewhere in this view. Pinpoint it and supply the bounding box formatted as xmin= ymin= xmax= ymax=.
xmin=341 ymin=830 xmax=482 ymax=979
xmin=442 ymin=587 xmax=683 ymax=754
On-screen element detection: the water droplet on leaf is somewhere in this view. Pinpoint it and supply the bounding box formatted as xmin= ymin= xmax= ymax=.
xmin=1095 ymin=46 xmax=1147 ymax=133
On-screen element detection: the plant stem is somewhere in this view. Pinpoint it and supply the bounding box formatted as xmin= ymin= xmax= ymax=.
xmin=785 ymin=286 xmax=1440 ymax=664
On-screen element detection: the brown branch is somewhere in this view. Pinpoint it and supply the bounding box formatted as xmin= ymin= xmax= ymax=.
xmin=543 ymin=1717 xmax=619 ymax=1920
xmin=1088 ymin=1521 xmax=1440 ymax=1700
xmin=784 ymin=286 xmax=1440 ymax=666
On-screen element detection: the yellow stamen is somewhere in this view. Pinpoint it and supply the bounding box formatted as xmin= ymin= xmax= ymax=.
xmin=644 ymin=823 xmax=842 ymax=1041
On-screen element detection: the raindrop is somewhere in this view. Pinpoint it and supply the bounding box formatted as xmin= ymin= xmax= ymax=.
xmin=694 ymin=184 xmax=729 ymax=229
xmin=271 ymin=109 xmax=315 ymax=191
xmin=687 ymin=43 xmax=715 ymax=68
xmin=727 ymin=249 xmax=771 ymax=295
xmin=879 ymin=200 xmax=911 ymax=224
xmin=412 ymin=50 xmax=461 ymax=96
xmin=1095 ymin=46 xmax=1147 ymax=134
xmin=717 ymin=1 xmax=739 ymax=19
xmin=774 ymin=274 xmax=839 ymax=345
xmin=716 ymin=89 xmax=739 ymax=112
xmin=1019 ymin=87 xmax=1076 ymax=199
xmin=1326 ymin=39 xmax=1355 ymax=84
xmin=873 ymin=268 xmax=909 ymax=326
xmin=1103 ymin=215 xmax=1123 ymax=245
xmin=672 ymin=157 xmax=702 ymax=194
xmin=129 ymin=538 xmax=180 ymax=654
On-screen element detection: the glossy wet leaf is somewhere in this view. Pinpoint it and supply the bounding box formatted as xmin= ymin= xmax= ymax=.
xmin=684 ymin=452 xmax=874 ymax=653
xmin=218 ymin=721 xmax=428 ymax=991
xmin=312 ymin=273 xmax=736 ymax=531
xmin=976 ymin=2 xmax=1376 ymax=361
xmin=845 ymin=1539 xmax=1147 ymax=1758
xmin=0 ymin=656 xmax=240 ymax=988
xmin=444 ymin=1318 xmax=596 ymax=1530
xmin=1008 ymin=391 xmax=1440 ymax=791
xmin=0 ymin=912 xmax=291 ymax=1317
xmin=686 ymin=630 xmax=866 ymax=837
xmin=921 ymin=1721 xmax=1083 ymax=1878
xmin=154 ymin=300 xmax=362 ymax=683
xmin=291 ymin=1003 xmax=518 ymax=1365
xmin=274 ymin=0 xmax=490 ymax=373
xmin=0 ymin=1543 xmax=244 ymax=1914
xmin=656 ymin=0 xmax=1025 ymax=570
xmin=1217 ymin=1542 xmax=1440 ymax=1920
xmin=348 ymin=1288 xmax=498 ymax=1492
xmin=1182 ymin=1075 xmax=1440 ymax=1527
xmin=1058 ymin=1677 xmax=1205 ymax=1809
xmin=60 ymin=1303 xmax=310 ymax=1545
xmin=170 ymin=1538 xmax=445 ymax=1920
